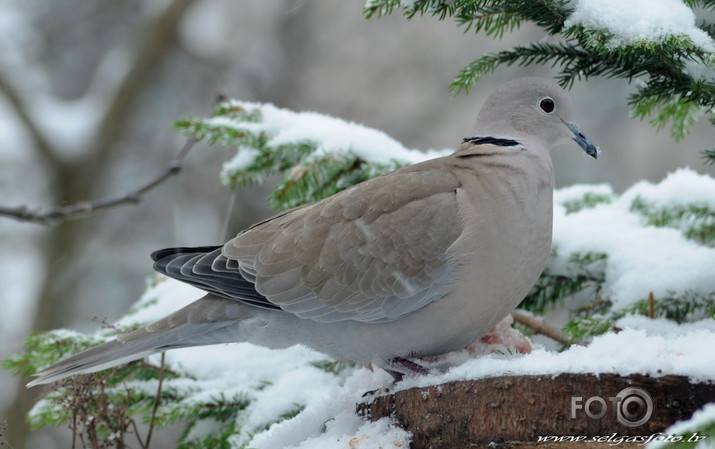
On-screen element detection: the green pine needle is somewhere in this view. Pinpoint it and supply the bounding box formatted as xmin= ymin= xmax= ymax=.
xmin=703 ymin=147 xmax=715 ymax=165
xmin=367 ymin=0 xmax=714 ymax=142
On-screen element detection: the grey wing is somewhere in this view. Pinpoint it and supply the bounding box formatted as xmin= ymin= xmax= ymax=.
xmin=223 ymin=167 xmax=464 ymax=323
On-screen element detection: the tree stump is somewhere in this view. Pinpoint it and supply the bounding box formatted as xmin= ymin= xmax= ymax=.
xmin=357 ymin=373 xmax=715 ymax=449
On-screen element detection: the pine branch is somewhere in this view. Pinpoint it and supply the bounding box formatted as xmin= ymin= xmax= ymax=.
xmin=630 ymin=195 xmax=715 ymax=247
xmin=0 ymin=138 xmax=196 ymax=225
xmin=370 ymin=0 xmax=715 ymax=140
xmin=519 ymin=272 xmax=598 ymax=314
xmin=176 ymin=101 xmax=411 ymax=211
xmin=459 ymin=9 xmax=523 ymax=38
xmin=703 ymin=147 xmax=715 ymax=165
xmin=627 ymin=290 xmax=715 ymax=322
xmin=566 ymin=288 xmax=715 ymax=342
xmin=563 ymin=317 xmax=616 ymax=343
xmin=682 ymin=0 xmax=715 ymax=9
xmin=561 ymin=192 xmax=613 ymax=214
xmin=701 ymin=22 xmax=715 ymax=39
xmin=365 ymin=0 xmax=571 ymax=35
xmin=451 ymin=41 xmax=593 ymax=93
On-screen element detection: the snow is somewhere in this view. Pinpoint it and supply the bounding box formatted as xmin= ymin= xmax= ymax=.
xmin=566 ymin=0 xmax=715 ymax=51
xmin=566 ymin=0 xmax=715 ymax=83
xmin=156 ymin=343 xmax=347 ymax=446
xmin=281 ymin=417 xmax=411 ymax=449
xmin=220 ymin=147 xmax=262 ymax=182
xmin=399 ymin=317 xmax=715 ymax=391
xmin=247 ymin=373 xmax=410 ymax=449
xmin=115 ymin=275 xmax=204 ymax=327
xmin=552 ymin=168 xmax=715 ymax=311
xmin=647 ymin=403 xmax=715 ymax=449
xmin=104 ymin=267 xmax=714 ymax=448
xmin=553 ymin=183 xmax=614 ymax=204
xmin=213 ymin=101 xmax=450 ymax=176
xmin=620 ymin=168 xmax=715 ymax=210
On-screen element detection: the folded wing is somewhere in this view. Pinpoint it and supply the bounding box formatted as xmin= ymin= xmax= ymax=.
xmin=155 ymin=162 xmax=465 ymax=323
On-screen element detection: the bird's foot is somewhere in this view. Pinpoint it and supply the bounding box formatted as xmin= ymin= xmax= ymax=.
xmin=361 ymin=358 xmax=429 ymax=398
xmin=387 ymin=357 xmax=430 ymax=382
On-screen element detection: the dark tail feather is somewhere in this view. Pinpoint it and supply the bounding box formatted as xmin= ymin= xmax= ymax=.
xmin=151 ymin=245 xmax=275 ymax=309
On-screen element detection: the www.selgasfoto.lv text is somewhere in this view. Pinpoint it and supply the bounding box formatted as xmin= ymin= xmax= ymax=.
xmin=537 ymin=432 xmax=708 ymax=445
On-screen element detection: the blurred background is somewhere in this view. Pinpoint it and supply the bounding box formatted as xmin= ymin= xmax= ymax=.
xmin=0 ymin=0 xmax=712 ymax=447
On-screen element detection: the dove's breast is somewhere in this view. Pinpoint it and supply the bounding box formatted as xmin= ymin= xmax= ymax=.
xmin=441 ymin=151 xmax=554 ymax=346
xmin=368 ymin=148 xmax=555 ymax=358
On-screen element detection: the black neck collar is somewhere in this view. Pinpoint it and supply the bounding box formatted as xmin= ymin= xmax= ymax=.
xmin=462 ymin=136 xmax=520 ymax=147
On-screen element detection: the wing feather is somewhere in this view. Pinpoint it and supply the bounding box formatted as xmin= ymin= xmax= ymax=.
xmin=154 ymin=158 xmax=467 ymax=323
xmin=223 ymin=166 xmax=464 ymax=322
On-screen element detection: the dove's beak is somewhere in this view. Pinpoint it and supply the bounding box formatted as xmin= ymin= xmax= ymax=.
xmin=566 ymin=123 xmax=600 ymax=159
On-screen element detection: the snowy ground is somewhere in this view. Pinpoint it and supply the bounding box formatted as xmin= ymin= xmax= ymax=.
xmin=108 ymin=278 xmax=715 ymax=449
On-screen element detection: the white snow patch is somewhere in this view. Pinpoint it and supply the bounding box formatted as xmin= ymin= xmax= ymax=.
xmin=220 ymin=147 xmax=261 ymax=182
xmin=280 ymin=416 xmax=411 ymax=449
xmin=552 ymin=168 xmax=715 ymax=310
xmin=619 ymin=168 xmax=715 ymax=210
xmin=553 ymin=182 xmax=614 ymax=204
xmin=685 ymin=57 xmax=715 ymax=83
xmin=566 ymin=0 xmax=715 ymax=51
xmin=115 ymin=277 xmax=204 ymax=327
xmin=247 ymin=370 xmax=404 ymax=449
xmin=398 ymin=317 xmax=715 ymax=392
xmin=616 ymin=314 xmax=715 ymax=336
xmin=647 ymin=403 xmax=715 ymax=449
xmin=214 ymin=101 xmax=450 ymax=176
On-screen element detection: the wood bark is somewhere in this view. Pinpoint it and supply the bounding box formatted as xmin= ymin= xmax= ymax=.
xmin=358 ymin=373 xmax=715 ymax=449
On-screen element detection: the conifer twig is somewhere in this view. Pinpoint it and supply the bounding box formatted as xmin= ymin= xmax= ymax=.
xmin=511 ymin=310 xmax=571 ymax=346
xmin=0 ymin=138 xmax=196 ymax=225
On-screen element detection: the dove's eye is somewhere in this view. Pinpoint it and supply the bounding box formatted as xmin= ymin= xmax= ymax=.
xmin=539 ymin=97 xmax=555 ymax=114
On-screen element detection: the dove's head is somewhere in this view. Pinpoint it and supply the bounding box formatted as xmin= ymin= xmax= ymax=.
xmin=471 ymin=77 xmax=599 ymax=158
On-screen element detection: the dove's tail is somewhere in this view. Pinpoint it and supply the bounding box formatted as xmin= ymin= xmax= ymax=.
xmin=27 ymin=295 xmax=251 ymax=387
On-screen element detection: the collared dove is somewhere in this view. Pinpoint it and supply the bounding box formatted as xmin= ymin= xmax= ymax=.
xmin=28 ymin=77 xmax=598 ymax=386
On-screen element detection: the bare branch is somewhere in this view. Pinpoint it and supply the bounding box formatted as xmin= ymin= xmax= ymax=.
xmin=0 ymin=138 xmax=196 ymax=225
xmin=511 ymin=310 xmax=572 ymax=346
